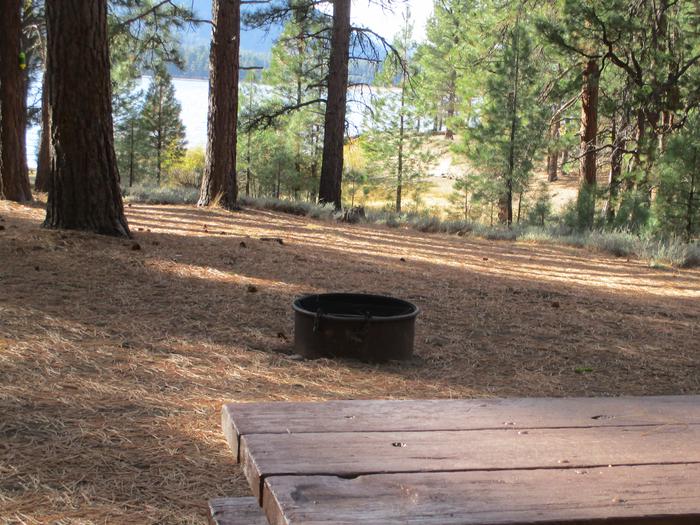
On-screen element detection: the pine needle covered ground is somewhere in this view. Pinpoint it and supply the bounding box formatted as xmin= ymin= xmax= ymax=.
xmin=1 ymin=199 xmax=699 ymax=524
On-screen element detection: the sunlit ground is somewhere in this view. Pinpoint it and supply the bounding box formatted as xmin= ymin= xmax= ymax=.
xmin=1 ymin=198 xmax=698 ymax=524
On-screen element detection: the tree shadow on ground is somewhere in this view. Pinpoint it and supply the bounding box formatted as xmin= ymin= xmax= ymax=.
xmin=1 ymin=203 xmax=699 ymax=524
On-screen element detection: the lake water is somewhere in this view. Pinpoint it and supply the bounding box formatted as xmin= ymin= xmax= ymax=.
xmin=26 ymin=77 xmax=384 ymax=169
xmin=26 ymin=77 xmax=210 ymax=168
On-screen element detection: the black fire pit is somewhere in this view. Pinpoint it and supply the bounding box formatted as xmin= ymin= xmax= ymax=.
xmin=292 ymin=293 xmax=420 ymax=362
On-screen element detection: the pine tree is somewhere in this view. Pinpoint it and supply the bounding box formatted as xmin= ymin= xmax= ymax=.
xmin=417 ymin=0 xmax=473 ymax=139
xmin=539 ymin=0 xmax=700 ymax=229
xmin=109 ymin=0 xmax=192 ymax=189
xmin=364 ymin=7 xmax=432 ymax=213
xmin=654 ymin=112 xmax=700 ymax=240
xmin=318 ymin=0 xmax=352 ymax=209
xmin=114 ymin=81 xmax=148 ymax=188
xmin=0 ymin=0 xmax=32 ymax=202
xmin=462 ymin=6 xmax=548 ymax=225
xmin=256 ymin=8 xmax=327 ymax=200
xmin=199 ymin=0 xmax=240 ymax=208
xmin=44 ymin=0 xmax=129 ymax=236
xmin=140 ymin=67 xmax=187 ymax=185
xmin=248 ymin=128 xmax=296 ymax=198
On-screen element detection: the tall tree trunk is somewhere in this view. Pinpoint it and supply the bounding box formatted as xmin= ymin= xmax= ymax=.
xmin=577 ymin=58 xmax=599 ymax=227
xmin=546 ymin=117 xmax=560 ymax=182
xmin=156 ymin=127 xmax=162 ymax=185
xmin=687 ymin=150 xmax=697 ymax=242
xmin=293 ymin=6 xmax=305 ymax=183
xmin=579 ymin=59 xmax=599 ymax=186
xmin=498 ymin=184 xmax=513 ymax=225
xmin=318 ymin=0 xmax=351 ymax=209
xmin=501 ymin=22 xmax=521 ymax=226
xmin=198 ymin=0 xmax=240 ymax=208
xmin=276 ymin=158 xmax=281 ymax=199
xmin=560 ymin=148 xmax=569 ymax=176
xmin=396 ymin=69 xmax=406 ymax=214
xmin=444 ymin=69 xmax=457 ymax=140
xmin=245 ymin=129 xmax=251 ymax=197
xmin=603 ymin=117 xmax=624 ymax=224
xmin=35 ymin=67 xmax=51 ymax=192
xmin=628 ymin=109 xmax=645 ymax=183
xmin=128 ymin=120 xmax=135 ymax=187
xmin=245 ymin=77 xmax=254 ymax=197
xmin=463 ymin=188 xmax=469 ymax=220
xmin=44 ymin=0 xmax=129 ymax=236
xmin=0 ymin=0 xmax=32 ymax=201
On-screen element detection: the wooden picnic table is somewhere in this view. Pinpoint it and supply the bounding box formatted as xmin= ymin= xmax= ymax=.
xmin=221 ymin=396 xmax=700 ymax=524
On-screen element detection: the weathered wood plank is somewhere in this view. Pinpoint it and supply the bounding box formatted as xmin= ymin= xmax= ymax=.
xmin=222 ymin=396 xmax=700 ymax=461
xmin=208 ymin=497 xmax=267 ymax=525
xmin=263 ymin=464 xmax=700 ymax=525
xmin=241 ymin=424 xmax=700 ymax=499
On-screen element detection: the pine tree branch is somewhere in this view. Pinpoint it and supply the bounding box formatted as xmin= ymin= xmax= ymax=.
xmin=243 ymin=98 xmax=326 ymax=130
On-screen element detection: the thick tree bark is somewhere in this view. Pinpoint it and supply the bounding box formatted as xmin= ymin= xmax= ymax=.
xmin=198 ymin=0 xmax=240 ymax=208
xmin=35 ymin=68 xmax=51 ymax=192
xmin=318 ymin=0 xmax=351 ymax=209
xmin=579 ymin=59 xmax=599 ymax=186
xmin=44 ymin=0 xmax=129 ymax=237
xmin=0 ymin=0 xmax=32 ymax=201
xmin=546 ymin=117 xmax=560 ymax=182
xmin=577 ymin=59 xmax=599 ymax=226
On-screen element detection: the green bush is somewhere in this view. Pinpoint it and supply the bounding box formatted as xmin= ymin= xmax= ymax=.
xmin=167 ymin=147 xmax=205 ymax=188
xmin=526 ymin=182 xmax=553 ymax=226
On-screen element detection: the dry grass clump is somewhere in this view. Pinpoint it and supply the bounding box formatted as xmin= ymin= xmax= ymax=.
xmin=1 ymin=198 xmax=699 ymax=524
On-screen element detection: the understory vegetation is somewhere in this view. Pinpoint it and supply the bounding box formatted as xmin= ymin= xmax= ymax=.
xmin=105 ymin=0 xmax=700 ymax=259
xmin=208 ymin=194 xmax=699 ymax=268
xmin=122 ymin=184 xmax=700 ymax=267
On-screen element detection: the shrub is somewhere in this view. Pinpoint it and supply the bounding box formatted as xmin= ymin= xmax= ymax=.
xmin=638 ymin=238 xmax=700 ymax=268
xmin=526 ymin=182 xmax=553 ymax=226
xmin=586 ymin=231 xmax=636 ymax=257
xmin=239 ymin=196 xmax=336 ymax=221
xmin=519 ymin=227 xmax=555 ymax=243
xmin=184 ymin=194 xmax=700 ymax=268
xmin=411 ymin=215 xmax=444 ymax=233
xmin=167 ymin=147 xmax=205 ymax=188
xmin=123 ymin=184 xmax=198 ymax=204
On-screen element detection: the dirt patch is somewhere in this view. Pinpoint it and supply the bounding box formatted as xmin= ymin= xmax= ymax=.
xmin=1 ymin=199 xmax=698 ymax=524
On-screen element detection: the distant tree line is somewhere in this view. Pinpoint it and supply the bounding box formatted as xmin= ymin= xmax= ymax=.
xmin=0 ymin=0 xmax=697 ymax=243
xmin=236 ymin=0 xmax=699 ymax=241
xmin=173 ymin=46 xmax=270 ymax=79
